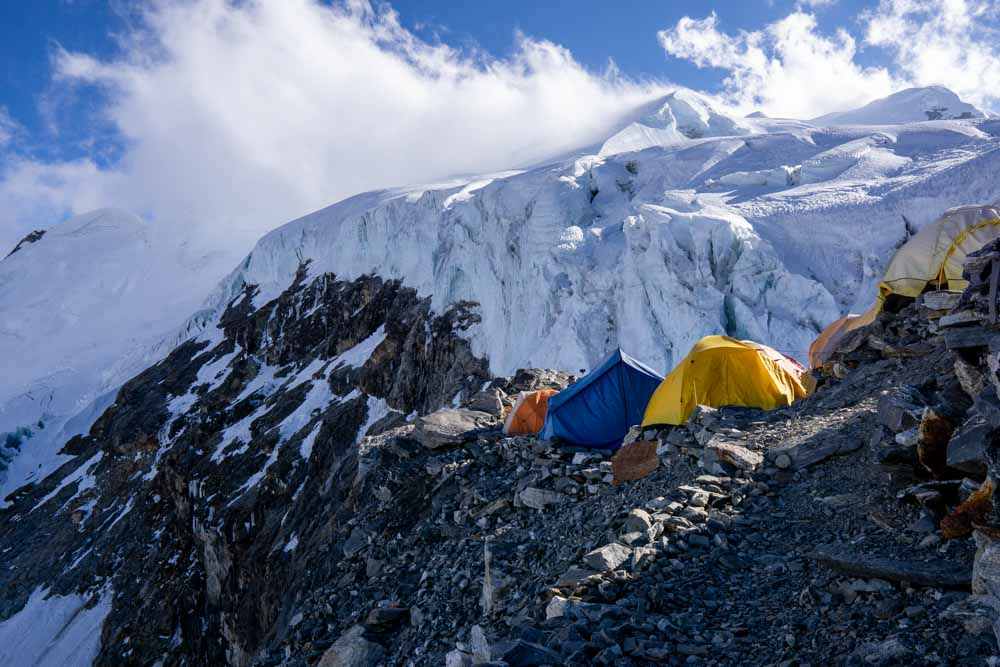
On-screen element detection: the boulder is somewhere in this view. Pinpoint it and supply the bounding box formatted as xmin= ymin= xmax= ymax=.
xmin=317 ymin=625 xmax=384 ymax=667
xmin=876 ymin=386 xmax=926 ymax=433
xmin=413 ymin=408 xmax=495 ymax=449
xmin=623 ymin=508 xmax=654 ymax=534
xmin=555 ymin=567 xmax=600 ymax=588
xmin=947 ymin=414 xmax=990 ymax=476
xmin=917 ymin=407 xmax=954 ymax=476
xmin=342 ymin=528 xmax=368 ymax=558
xmin=955 ymin=357 xmax=986 ymax=398
xmin=583 ymin=543 xmax=633 ymax=571
xmin=703 ymin=437 xmax=763 ymax=473
xmin=508 ymin=368 xmax=574 ymax=392
xmin=495 ymin=639 xmax=562 ymax=667
xmin=611 ymin=440 xmax=658 ymax=483
xmin=466 ymin=388 xmax=505 ymax=417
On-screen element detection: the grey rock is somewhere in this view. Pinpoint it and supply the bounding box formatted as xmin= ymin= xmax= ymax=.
xmin=496 ymin=639 xmax=562 ymax=666
xmin=317 ymin=625 xmax=384 ymax=667
xmin=947 ymin=414 xmax=990 ymax=475
xmin=876 ymin=386 xmax=925 ymax=432
xmin=413 ymin=408 xmax=495 ymax=449
xmin=623 ymin=508 xmax=653 ymax=533
xmin=703 ymin=436 xmax=763 ymax=472
xmin=517 ymin=487 xmax=564 ymax=511
xmin=583 ymin=543 xmax=633 ymax=571
xmin=555 ymin=567 xmax=600 ymax=588
xmin=342 ymin=528 xmax=368 ymax=558
xmin=466 ymin=388 xmax=505 ymax=417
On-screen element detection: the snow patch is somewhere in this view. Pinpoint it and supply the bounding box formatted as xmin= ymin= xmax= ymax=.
xmin=356 ymin=396 xmax=397 ymax=444
xmin=0 ymin=585 xmax=112 ymax=667
xmin=30 ymin=451 xmax=104 ymax=514
xmin=333 ymin=326 xmax=387 ymax=369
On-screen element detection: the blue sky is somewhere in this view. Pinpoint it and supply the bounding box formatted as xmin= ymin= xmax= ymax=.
xmin=1 ymin=0 xmax=999 ymax=251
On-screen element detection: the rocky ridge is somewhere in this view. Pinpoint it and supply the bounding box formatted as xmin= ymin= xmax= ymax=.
xmin=7 ymin=246 xmax=1000 ymax=665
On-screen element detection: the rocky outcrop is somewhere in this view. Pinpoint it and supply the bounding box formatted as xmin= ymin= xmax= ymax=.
xmin=0 ymin=268 xmax=490 ymax=665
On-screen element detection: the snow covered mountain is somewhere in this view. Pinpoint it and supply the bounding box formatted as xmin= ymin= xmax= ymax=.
xmin=3 ymin=84 xmax=1000 ymax=665
xmin=0 ymin=209 xmax=237 ymax=505
xmin=3 ymin=86 xmax=998 ymax=512
xmin=812 ymin=86 xmax=987 ymax=126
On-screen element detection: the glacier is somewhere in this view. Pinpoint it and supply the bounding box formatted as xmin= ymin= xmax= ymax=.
xmin=4 ymin=86 xmax=1000 ymax=503
xmin=204 ymin=92 xmax=1000 ymax=379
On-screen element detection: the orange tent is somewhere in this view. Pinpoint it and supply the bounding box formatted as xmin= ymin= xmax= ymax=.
xmin=503 ymin=390 xmax=558 ymax=436
xmin=808 ymin=311 xmax=875 ymax=368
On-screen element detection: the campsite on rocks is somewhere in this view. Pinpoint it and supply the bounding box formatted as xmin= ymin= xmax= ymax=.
xmin=10 ymin=2 xmax=1000 ymax=665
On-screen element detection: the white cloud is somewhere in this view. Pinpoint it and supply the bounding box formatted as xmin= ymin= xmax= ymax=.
xmin=863 ymin=0 xmax=1000 ymax=110
xmin=658 ymin=11 xmax=897 ymax=119
xmin=0 ymin=108 xmax=19 ymax=148
xmin=0 ymin=0 xmax=664 ymax=252
xmin=659 ymin=2 xmax=1000 ymax=121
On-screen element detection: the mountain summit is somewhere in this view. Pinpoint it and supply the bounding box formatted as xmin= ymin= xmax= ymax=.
xmin=812 ymin=85 xmax=986 ymax=126
xmin=599 ymin=89 xmax=753 ymax=156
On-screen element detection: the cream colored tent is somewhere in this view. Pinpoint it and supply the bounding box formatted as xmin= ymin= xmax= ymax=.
xmin=879 ymin=204 xmax=1000 ymax=297
xmin=810 ymin=204 xmax=1000 ymax=367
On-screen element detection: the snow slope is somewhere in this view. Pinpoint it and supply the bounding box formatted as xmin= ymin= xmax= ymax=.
xmin=813 ymin=86 xmax=986 ymax=126
xmin=0 ymin=209 xmax=236 ymax=504
xmin=202 ymin=90 xmax=1000 ymax=382
xmin=600 ymin=90 xmax=755 ymax=156
xmin=0 ymin=585 xmax=112 ymax=667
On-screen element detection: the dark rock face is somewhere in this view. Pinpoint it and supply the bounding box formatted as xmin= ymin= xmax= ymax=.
xmin=3 ymin=229 xmax=45 ymax=259
xmin=0 ymin=269 xmax=490 ymax=666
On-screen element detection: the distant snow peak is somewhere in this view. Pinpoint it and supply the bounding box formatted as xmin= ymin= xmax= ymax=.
xmin=599 ymin=89 xmax=752 ymax=156
xmin=812 ymin=86 xmax=986 ymax=126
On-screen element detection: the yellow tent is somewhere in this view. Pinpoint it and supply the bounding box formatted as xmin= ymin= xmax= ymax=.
xmin=810 ymin=204 xmax=1000 ymax=367
xmin=643 ymin=335 xmax=814 ymax=427
xmin=502 ymin=389 xmax=558 ymax=436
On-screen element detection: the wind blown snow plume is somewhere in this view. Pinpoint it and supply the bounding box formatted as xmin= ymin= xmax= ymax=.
xmin=0 ymin=0 xmax=664 ymax=251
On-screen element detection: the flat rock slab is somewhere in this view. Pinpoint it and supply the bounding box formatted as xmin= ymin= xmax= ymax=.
xmin=768 ymin=433 xmax=863 ymax=470
xmin=583 ymin=543 xmax=632 ymax=571
xmin=811 ymin=543 xmax=971 ymax=588
xmin=413 ymin=408 xmax=495 ymax=449
xmin=703 ymin=437 xmax=762 ymax=472
xmin=611 ymin=440 xmax=658 ymax=484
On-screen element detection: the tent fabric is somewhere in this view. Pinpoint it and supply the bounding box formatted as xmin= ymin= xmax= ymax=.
xmin=809 ymin=205 xmax=1000 ymax=368
xmin=539 ymin=349 xmax=663 ymax=449
xmin=879 ymin=205 xmax=1000 ymax=299
xmin=808 ymin=310 xmax=876 ymax=368
xmin=643 ymin=335 xmax=813 ymax=427
xmin=503 ymin=389 xmax=558 ymax=436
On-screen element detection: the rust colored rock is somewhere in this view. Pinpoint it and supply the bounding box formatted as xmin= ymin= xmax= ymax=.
xmin=612 ymin=440 xmax=658 ymax=484
xmin=917 ymin=407 xmax=954 ymax=477
xmin=942 ymin=478 xmax=994 ymax=540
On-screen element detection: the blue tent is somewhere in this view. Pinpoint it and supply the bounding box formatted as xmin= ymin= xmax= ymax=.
xmin=540 ymin=348 xmax=663 ymax=449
